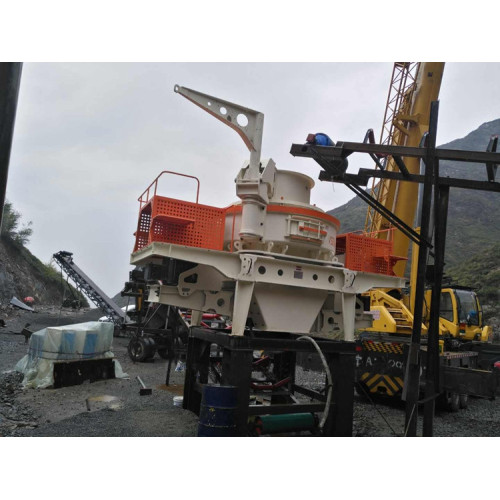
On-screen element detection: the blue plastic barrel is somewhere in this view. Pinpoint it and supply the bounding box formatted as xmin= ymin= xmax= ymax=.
xmin=198 ymin=385 xmax=238 ymax=437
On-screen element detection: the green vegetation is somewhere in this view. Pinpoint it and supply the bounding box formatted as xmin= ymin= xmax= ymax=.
xmin=446 ymin=244 xmax=500 ymax=304
xmin=1 ymin=200 xmax=89 ymax=307
xmin=8 ymin=237 xmax=90 ymax=308
xmin=1 ymin=200 xmax=33 ymax=246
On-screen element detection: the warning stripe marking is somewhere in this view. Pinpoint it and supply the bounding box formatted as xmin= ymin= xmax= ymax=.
xmin=385 ymin=376 xmax=399 ymax=392
xmin=362 ymin=341 xmax=403 ymax=354
xmin=360 ymin=372 xmax=404 ymax=397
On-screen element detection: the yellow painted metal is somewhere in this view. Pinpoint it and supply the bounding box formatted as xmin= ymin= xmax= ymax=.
xmin=366 ymin=62 xmax=445 ymax=277
xmin=425 ymin=288 xmax=491 ymax=341
xmin=360 ymin=372 xmax=404 ymax=396
xmin=389 ymin=63 xmax=444 ymax=276
xmin=364 ymin=289 xmax=427 ymax=335
xmin=365 ymin=63 xmax=419 ymax=235
xmin=358 ymin=63 xmax=491 ymax=402
xmin=409 ymin=234 xmax=489 ymax=341
xmin=409 ymin=230 xmax=420 ymax=313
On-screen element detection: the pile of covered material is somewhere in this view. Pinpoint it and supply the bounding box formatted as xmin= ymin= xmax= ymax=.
xmin=15 ymin=321 xmax=128 ymax=389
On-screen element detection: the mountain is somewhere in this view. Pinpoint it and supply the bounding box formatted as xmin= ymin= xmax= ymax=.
xmin=446 ymin=243 xmax=500 ymax=332
xmin=446 ymin=243 xmax=500 ymax=302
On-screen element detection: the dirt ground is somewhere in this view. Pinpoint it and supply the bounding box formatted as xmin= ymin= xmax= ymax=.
xmin=0 ymin=305 xmax=198 ymax=437
xmin=1 ymin=305 xmax=500 ymax=437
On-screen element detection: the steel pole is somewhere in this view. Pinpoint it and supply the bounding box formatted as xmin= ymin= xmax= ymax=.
xmin=403 ymin=100 xmax=439 ymax=437
xmin=423 ymin=183 xmax=450 ymax=435
xmin=0 ymin=62 xmax=23 ymax=230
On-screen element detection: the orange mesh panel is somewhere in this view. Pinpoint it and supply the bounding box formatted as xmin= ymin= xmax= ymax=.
xmin=336 ymin=233 xmax=401 ymax=276
xmin=133 ymin=205 xmax=152 ymax=252
xmin=134 ymin=196 xmax=225 ymax=252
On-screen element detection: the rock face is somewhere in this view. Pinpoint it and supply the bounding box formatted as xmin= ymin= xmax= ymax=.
xmin=0 ymin=237 xmax=82 ymax=306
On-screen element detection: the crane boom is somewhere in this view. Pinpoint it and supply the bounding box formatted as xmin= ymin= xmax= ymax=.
xmin=365 ymin=62 xmax=445 ymax=277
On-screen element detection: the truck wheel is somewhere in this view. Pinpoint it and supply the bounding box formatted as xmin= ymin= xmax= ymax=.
xmin=459 ymin=394 xmax=469 ymax=409
xmin=128 ymin=337 xmax=155 ymax=362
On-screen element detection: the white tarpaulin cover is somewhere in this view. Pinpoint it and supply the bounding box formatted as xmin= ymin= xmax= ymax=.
xmin=15 ymin=321 xmax=128 ymax=388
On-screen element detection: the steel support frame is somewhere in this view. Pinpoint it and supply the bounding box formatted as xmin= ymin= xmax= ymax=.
xmin=296 ymin=141 xmax=500 ymax=167
xmin=183 ymin=328 xmax=356 ymax=436
xmin=139 ymin=242 xmax=404 ymax=339
xmin=293 ymin=144 xmax=500 ymax=194
xmin=441 ymin=365 xmax=500 ymax=397
xmin=423 ymin=183 xmax=449 ymax=436
xmin=53 ymin=251 xmax=126 ymax=324
xmin=289 ymin=100 xmax=500 ymax=437
xmin=403 ymin=101 xmax=439 ymax=437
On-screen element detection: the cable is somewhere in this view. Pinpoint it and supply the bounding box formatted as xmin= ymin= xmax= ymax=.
xmin=357 ymin=382 xmax=400 ymax=437
xmin=142 ymin=303 xmax=163 ymax=327
xmin=297 ymin=335 xmax=332 ymax=431
xmin=404 ymin=404 xmax=417 ymax=437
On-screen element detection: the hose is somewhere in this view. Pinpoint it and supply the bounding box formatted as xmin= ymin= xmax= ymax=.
xmin=297 ymin=335 xmax=333 ymax=431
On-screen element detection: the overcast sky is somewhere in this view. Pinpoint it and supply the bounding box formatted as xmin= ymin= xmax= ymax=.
xmin=7 ymin=62 xmax=500 ymax=297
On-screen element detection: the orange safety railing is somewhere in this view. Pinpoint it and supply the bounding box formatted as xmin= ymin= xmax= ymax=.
xmin=133 ymin=172 xmax=407 ymax=276
xmin=138 ymin=171 xmax=200 ymax=209
xmin=133 ymin=172 xmax=226 ymax=253
xmin=336 ymin=228 xmax=407 ymax=276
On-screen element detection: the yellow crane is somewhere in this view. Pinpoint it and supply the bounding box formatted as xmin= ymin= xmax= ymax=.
xmin=363 ymin=62 xmax=491 ymax=343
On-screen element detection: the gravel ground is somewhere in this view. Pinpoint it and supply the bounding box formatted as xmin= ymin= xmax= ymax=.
xmin=1 ymin=305 xmax=499 ymax=437
xmin=0 ymin=306 xmax=198 ymax=437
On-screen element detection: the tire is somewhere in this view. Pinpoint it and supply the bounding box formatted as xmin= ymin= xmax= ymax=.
xmin=128 ymin=337 xmax=155 ymax=362
xmin=459 ymin=394 xmax=469 ymax=409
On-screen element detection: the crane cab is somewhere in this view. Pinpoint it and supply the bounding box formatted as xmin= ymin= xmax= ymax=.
xmin=430 ymin=287 xmax=491 ymax=342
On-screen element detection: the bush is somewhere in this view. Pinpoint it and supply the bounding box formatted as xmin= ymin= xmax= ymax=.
xmin=1 ymin=200 xmax=33 ymax=246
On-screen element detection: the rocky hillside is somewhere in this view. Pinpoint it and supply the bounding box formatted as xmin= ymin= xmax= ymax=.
xmin=446 ymin=243 xmax=500 ymax=332
xmin=0 ymin=236 xmax=88 ymax=307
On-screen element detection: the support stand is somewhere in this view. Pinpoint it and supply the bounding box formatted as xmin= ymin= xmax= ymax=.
xmin=290 ymin=100 xmax=500 ymax=436
xmin=183 ymin=328 xmax=356 ymax=437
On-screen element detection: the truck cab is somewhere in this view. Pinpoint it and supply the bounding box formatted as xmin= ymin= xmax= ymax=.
xmin=433 ymin=287 xmax=491 ymax=342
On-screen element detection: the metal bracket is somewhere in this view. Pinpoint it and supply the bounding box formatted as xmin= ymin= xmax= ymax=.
xmin=393 ymin=155 xmax=410 ymax=177
xmin=486 ymin=135 xmax=498 ymax=182
xmin=363 ymin=128 xmax=386 ymax=170
xmin=174 ymin=84 xmax=264 ymax=174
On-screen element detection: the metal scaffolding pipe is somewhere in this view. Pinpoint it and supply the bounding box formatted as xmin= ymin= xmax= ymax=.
xmin=0 ymin=62 xmax=23 ymax=229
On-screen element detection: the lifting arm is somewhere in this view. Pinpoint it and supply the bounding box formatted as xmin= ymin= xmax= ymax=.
xmin=175 ymin=84 xmax=276 ymax=242
xmin=174 ymin=84 xmax=264 ymax=176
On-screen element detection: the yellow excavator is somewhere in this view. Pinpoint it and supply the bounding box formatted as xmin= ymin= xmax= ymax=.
xmin=362 ymin=62 xmax=491 ymax=344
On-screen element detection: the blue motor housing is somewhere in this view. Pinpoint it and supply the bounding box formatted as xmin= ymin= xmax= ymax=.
xmin=306 ymin=133 xmax=334 ymax=146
